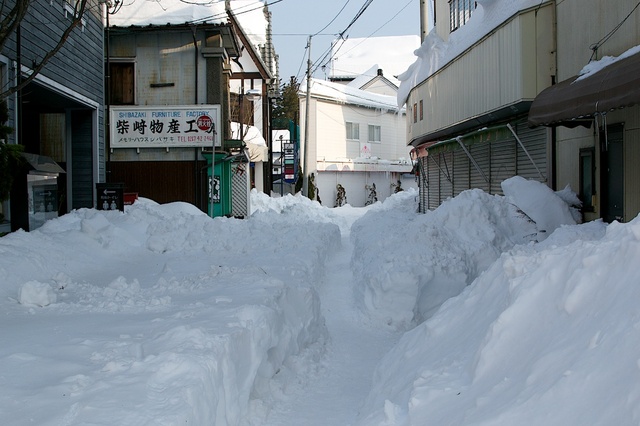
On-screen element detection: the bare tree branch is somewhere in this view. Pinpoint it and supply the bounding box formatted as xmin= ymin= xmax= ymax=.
xmin=0 ymin=0 xmax=31 ymax=52
xmin=0 ymin=0 xmax=90 ymax=100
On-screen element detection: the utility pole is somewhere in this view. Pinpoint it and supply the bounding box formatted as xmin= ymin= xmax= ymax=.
xmin=302 ymin=35 xmax=312 ymax=198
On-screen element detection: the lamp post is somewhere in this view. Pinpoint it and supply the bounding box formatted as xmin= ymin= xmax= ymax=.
xmin=238 ymin=82 xmax=261 ymax=196
xmin=210 ymin=123 xmax=217 ymax=218
xmin=239 ymin=85 xmax=262 ymax=141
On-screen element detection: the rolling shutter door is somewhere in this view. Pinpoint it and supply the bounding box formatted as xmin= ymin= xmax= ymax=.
xmin=490 ymin=135 xmax=517 ymax=194
xmin=453 ymin=148 xmax=469 ymax=198
xmin=427 ymin=154 xmax=440 ymax=210
xmin=439 ymin=151 xmax=454 ymax=203
xmin=469 ymin=142 xmax=490 ymax=193
xmin=513 ymin=118 xmax=548 ymax=183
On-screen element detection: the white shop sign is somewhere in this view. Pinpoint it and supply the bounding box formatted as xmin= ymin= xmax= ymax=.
xmin=110 ymin=105 xmax=221 ymax=148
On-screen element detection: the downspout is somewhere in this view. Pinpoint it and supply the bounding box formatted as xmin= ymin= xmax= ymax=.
xmin=105 ymin=6 xmax=111 ymax=183
xmin=191 ymin=25 xmax=200 ymax=208
xmin=16 ymin=23 xmax=22 ymax=152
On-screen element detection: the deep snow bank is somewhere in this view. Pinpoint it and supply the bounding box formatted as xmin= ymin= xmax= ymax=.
xmin=353 ymin=213 xmax=640 ymax=425
xmin=0 ymin=197 xmax=339 ymax=425
xmin=351 ymin=177 xmax=579 ymax=329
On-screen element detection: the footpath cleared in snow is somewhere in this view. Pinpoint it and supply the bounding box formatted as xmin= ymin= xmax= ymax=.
xmin=256 ymin=234 xmax=401 ymax=425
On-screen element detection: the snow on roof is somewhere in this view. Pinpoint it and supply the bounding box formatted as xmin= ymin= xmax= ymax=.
xmin=231 ymin=122 xmax=266 ymax=146
xmin=109 ymin=0 xmax=267 ymax=46
xmin=330 ymin=36 xmax=421 ymax=86
xmin=345 ymin=64 xmax=398 ymax=91
xmin=109 ymin=0 xmax=227 ymax=27
xmin=576 ymin=44 xmax=640 ymax=82
xmin=301 ymin=77 xmax=402 ymax=112
xmin=227 ymin=1 xmax=268 ymax=47
xmin=397 ymin=0 xmax=544 ymax=106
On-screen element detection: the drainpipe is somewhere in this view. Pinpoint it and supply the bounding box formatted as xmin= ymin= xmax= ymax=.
xmin=191 ymin=25 xmax=199 ymax=208
xmin=105 ymin=6 xmax=111 ymax=183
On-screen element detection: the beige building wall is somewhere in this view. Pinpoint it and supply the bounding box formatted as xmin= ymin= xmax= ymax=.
xmin=556 ymin=0 xmax=640 ymax=80
xmin=407 ymin=4 xmax=555 ymax=144
xmin=554 ymin=0 xmax=640 ymax=222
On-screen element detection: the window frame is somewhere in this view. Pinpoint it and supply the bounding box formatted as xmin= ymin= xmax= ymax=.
xmin=579 ymin=147 xmax=595 ymax=212
xmin=368 ymin=124 xmax=381 ymax=144
xmin=346 ymin=121 xmax=360 ymax=141
xmin=449 ymin=0 xmax=476 ymax=32
xmin=63 ymin=0 xmax=87 ymax=31
xmin=108 ymin=60 xmax=136 ymax=106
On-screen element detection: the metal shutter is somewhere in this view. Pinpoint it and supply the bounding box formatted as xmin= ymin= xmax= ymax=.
xmin=453 ymin=148 xmax=469 ymax=198
xmin=513 ymin=118 xmax=548 ymax=183
xmin=490 ymin=136 xmax=517 ymax=195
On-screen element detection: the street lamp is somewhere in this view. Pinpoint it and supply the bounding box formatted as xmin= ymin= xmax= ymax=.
xmin=239 ymin=87 xmax=262 ymax=142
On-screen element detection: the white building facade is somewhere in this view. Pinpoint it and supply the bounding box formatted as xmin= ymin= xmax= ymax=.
xmin=300 ymin=78 xmax=415 ymax=207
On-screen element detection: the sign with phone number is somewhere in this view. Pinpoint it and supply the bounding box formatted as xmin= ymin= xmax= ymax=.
xmin=110 ymin=105 xmax=221 ymax=148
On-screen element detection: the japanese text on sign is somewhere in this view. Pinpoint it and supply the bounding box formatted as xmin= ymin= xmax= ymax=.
xmin=110 ymin=105 xmax=221 ymax=148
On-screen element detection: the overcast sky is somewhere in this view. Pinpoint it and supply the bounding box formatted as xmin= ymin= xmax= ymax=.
xmin=268 ymin=0 xmax=421 ymax=83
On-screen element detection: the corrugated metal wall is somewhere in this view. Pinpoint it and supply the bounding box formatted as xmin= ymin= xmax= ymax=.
xmin=231 ymin=162 xmax=250 ymax=218
xmin=418 ymin=117 xmax=548 ymax=212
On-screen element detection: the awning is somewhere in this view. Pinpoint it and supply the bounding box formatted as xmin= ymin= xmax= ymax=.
xmin=528 ymin=50 xmax=640 ymax=128
xmin=21 ymin=153 xmax=66 ymax=174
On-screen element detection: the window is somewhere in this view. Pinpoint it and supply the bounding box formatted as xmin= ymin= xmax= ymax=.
xmin=368 ymin=125 xmax=381 ymax=143
xmin=346 ymin=122 xmax=359 ymax=140
xmin=40 ymin=114 xmax=66 ymax=163
xmin=449 ymin=0 xmax=476 ymax=32
xmin=109 ymin=62 xmax=135 ymax=105
xmin=579 ymin=148 xmax=595 ymax=212
xmin=230 ymin=93 xmax=255 ymax=126
xmin=63 ymin=0 xmax=86 ymax=31
xmin=413 ymin=103 xmax=417 ymax=123
xmin=419 ymin=100 xmax=424 ymax=121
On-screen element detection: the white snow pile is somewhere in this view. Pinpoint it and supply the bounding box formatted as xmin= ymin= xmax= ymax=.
xmin=356 ymin=215 xmax=640 ymax=425
xmin=0 ymin=196 xmax=337 ymax=425
xmin=351 ymin=176 xmax=578 ymax=328
xmin=3 ymin=176 xmax=640 ymax=425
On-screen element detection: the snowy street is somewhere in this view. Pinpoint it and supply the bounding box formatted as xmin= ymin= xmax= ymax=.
xmin=2 ymin=178 xmax=640 ymax=425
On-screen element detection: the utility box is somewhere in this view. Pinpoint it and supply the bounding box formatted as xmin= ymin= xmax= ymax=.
xmin=96 ymin=182 xmax=124 ymax=212
xmin=10 ymin=153 xmax=65 ymax=232
xmin=203 ymin=152 xmax=231 ymax=217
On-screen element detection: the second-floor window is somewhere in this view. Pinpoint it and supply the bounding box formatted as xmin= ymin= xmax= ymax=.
xmin=450 ymin=0 xmax=476 ymax=32
xmin=109 ymin=62 xmax=135 ymax=105
xmin=368 ymin=125 xmax=381 ymax=143
xmin=346 ymin=121 xmax=359 ymax=140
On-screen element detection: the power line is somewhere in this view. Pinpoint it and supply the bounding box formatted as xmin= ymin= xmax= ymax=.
xmin=309 ymin=0 xmax=377 ymax=75
xmin=589 ymin=0 xmax=640 ymax=61
xmin=311 ymin=0 xmax=417 ymax=77
xmin=313 ymin=0 xmax=352 ymax=36
xmin=330 ymin=0 xmax=414 ymax=63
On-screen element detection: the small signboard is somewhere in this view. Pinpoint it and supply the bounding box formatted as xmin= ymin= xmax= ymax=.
xmin=209 ymin=175 xmax=221 ymax=203
xmin=96 ymin=183 xmax=124 ymax=212
xmin=110 ymin=105 xmax=221 ymax=149
xmin=32 ymin=184 xmax=57 ymax=214
xmin=282 ymin=142 xmax=298 ymax=183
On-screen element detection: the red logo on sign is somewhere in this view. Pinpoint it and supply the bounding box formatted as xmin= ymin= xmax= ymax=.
xmin=196 ymin=115 xmax=213 ymax=131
